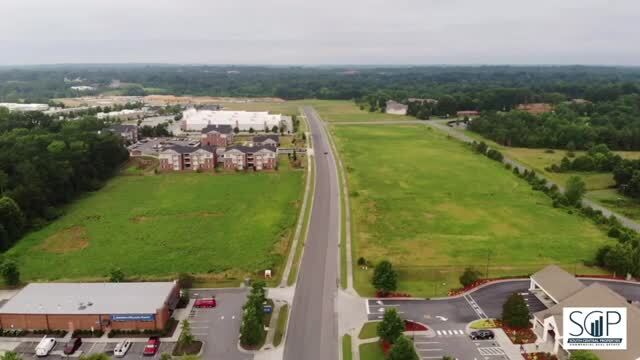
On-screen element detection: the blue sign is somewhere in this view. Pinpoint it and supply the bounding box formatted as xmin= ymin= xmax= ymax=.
xmin=111 ymin=314 xmax=155 ymax=322
xmin=263 ymin=305 xmax=273 ymax=314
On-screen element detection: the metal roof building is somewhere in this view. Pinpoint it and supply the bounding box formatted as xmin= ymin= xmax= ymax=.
xmin=0 ymin=282 xmax=180 ymax=331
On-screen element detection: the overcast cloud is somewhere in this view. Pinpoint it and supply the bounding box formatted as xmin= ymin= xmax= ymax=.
xmin=0 ymin=0 xmax=638 ymax=65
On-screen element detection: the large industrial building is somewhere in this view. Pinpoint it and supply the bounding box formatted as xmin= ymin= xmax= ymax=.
xmin=181 ymin=108 xmax=292 ymax=132
xmin=0 ymin=282 xmax=180 ymax=331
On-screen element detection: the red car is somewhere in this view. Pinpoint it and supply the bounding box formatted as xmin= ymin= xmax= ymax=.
xmin=194 ymin=297 xmax=217 ymax=308
xmin=143 ymin=337 xmax=160 ymax=356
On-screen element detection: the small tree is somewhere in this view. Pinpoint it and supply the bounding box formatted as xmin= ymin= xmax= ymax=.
xmin=249 ymin=127 xmax=255 ymax=134
xmin=179 ymin=320 xmax=194 ymax=347
xmin=240 ymin=305 xmax=263 ymax=346
xmin=388 ymin=335 xmax=419 ymax=360
xmin=502 ymin=293 xmax=530 ymax=328
xmin=109 ymin=268 xmax=125 ymax=282
xmin=271 ymin=125 xmax=279 ymax=133
xmin=377 ymin=308 xmax=405 ymax=344
xmin=178 ymin=273 xmax=195 ymax=289
xmin=0 ymin=351 xmax=23 ymax=360
xmin=357 ymin=257 xmax=367 ymax=267
xmin=233 ymin=126 xmax=240 ymax=134
xmin=459 ymin=267 xmax=482 ymax=287
xmin=372 ymin=260 xmax=398 ymax=295
xmin=565 ymin=176 xmax=586 ymax=206
xmin=571 ymin=350 xmax=600 ymax=360
xmin=0 ymin=259 xmax=19 ymax=286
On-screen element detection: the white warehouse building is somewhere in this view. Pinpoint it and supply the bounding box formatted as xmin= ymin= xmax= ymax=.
xmin=180 ymin=108 xmax=292 ymax=133
xmin=0 ymin=103 xmax=49 ymax=112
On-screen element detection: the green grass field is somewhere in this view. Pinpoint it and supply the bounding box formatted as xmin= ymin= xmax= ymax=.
xmin=302 ymin=100 xmax=414 ymax=122
xmin=358 ymin=322 xmax=380 ymax=340
xmin=359 ymin=342 xmax=385 ymax=360
xmin=8 ymin=168 xmax=304 ymax=283
xmin=456 ymin=125 xmax=640 ymax=222
xmin=332 ymin=125 xmax=613 ymax=297
xmin=342 ymin=335 xmax=353 ymax=360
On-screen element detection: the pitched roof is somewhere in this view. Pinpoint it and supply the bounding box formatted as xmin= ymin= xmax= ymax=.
xmin=0 ymin=282 xmax=177 ymax=315
xmin=225 ymin=145 xmax=276 ymax=154
xmin=253 ymin=135 xmax=279 ymax=143
xmin=534 ymin=283 xmax=640 ymax=360
xmin=201 ymin=124 xmax=233 ymax=134
xmin=161 ymin=144 xmax=215 ymax=155
xmin=531 ymin=265 xmax=585 ymax=303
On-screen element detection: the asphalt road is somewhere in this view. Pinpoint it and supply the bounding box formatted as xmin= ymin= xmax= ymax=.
xmin=283 ymin=107 xmax=340 ymax=360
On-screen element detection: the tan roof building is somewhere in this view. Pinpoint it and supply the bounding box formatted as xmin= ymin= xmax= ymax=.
xmin=530 ymin=265 xmax=585 ymax=303
xmin=530 ymin=266 xmax=640 ymax=360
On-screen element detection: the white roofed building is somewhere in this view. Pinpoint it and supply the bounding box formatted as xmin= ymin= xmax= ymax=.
xmin=181 ymin=108 xmax=292 ymax=133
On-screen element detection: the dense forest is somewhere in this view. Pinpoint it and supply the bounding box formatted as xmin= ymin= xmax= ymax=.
xmin=2 ymin=65 xmax=640 ymax=105
xmin=468 ymin=94 xmax=640 ymax=150
xmin=0 ymin=108 xmax=128 ymax=250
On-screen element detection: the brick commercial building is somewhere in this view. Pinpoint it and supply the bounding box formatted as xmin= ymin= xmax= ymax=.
xmin=0 ymin=282 xmax=180 ymax=332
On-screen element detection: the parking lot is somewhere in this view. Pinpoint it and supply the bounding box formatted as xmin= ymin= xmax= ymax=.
xmin=12 ymin=338 xmax=175 ymax=359
xmin=187 ymin=288 xmax=252 ymax=360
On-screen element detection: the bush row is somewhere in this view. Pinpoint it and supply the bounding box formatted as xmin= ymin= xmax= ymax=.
xmin=472 ymin=139 xmax=640 ymax=278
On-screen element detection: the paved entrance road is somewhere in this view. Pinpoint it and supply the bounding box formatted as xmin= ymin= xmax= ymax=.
xmin=283 ymin=107 xmax=340 ymax=360
xmin=189 ymin=288 xmax=251 ymax=360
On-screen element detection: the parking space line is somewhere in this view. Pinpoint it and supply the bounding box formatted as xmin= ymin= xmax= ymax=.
xmin=417 ymin=349 xmax=443 ymax=352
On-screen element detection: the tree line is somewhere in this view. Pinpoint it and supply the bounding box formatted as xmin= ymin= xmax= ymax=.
xmin=469 ymin=95 xmax=640 ymax=150
xmin=0 ymin=107 xmax=129 ymax=250
xmin=2 ymin=65 xmax=640 ymax=103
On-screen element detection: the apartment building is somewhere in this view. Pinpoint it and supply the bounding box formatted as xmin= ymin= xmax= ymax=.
xmin=201 ymin=124 xmax=234 ymax=147
xmin=159 ymin=145 xmax=216 ymax=171
xmin=223 ymin=145 xmax=277 ymax=170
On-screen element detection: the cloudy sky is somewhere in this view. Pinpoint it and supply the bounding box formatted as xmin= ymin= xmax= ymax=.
xmin=1 ymin=0 xmax=638 ymax=65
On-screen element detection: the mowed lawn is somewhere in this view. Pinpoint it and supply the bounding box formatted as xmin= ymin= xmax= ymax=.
xmin=8 ymin=170 xmax=303 ymax=282
xmin=332 ymin=125 xmax=613 ymax=297
xmin=457 ymin=126 xmax=640 ymax=221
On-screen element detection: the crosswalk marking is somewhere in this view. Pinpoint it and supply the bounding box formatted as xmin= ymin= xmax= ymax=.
xmin=436 ymin=330 xmax=442 ymax=335
xmin=434 ymin=329 xmax=465 ymax=337
xmin=479 ymin=347 xmax=506 ymax=356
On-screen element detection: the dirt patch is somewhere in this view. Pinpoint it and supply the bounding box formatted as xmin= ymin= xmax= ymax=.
xmin=130 ymin=215 xmax=152 ymax=223
xmin=39 ymin=226 xmax=89 ymax=253
xmin=435 ymin=203 xmax=483 ymax=221
xmin=131 ymin=211 xmax=223 ymax=223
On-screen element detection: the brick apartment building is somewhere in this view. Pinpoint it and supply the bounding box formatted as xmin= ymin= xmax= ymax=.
xmin=159 ymin=144 xmax=216 ymax=171
xmin=201 ymin=124 xmax=234 ymax=147
xmin=252 ymin=135 xmax=279 ymax=147
xmin=0 ymin=282 xmax=180 ymax=331
xmin=223 ymin=145 xmax=277 ymax=170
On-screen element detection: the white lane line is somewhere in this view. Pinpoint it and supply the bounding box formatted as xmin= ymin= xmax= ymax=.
xmin=447 ymin=330 xmax=453 ymax=335
xmin=464 ymin=294 xmax=488 ymax=319
xmin=192 ymin=332 xmax=208 ymax=336
xmin=366 ymin=300 xmax=371 ymax=314
xmin=417 ymin=349 xmax=443 ymax=352
xmin=414 ymin=341 xmax=440 ymax=344
xmin=436 ymin=330 xmax=442 ymax=335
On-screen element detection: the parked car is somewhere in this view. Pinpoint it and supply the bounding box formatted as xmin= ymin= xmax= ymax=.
xmin=470 ymin=330 xmax=495 ymax=340
xmin=194 ymin=297 xmax=217 ymax=308
xmin=64 ymin=337 xmax=82 ymax=355
xmin=114 ymin=339 xmax=132 ymax=358
xmin=35 ymin=336 xmax=56 ymax=357
xmin=143 ymin=336 xmax=160 ymax=356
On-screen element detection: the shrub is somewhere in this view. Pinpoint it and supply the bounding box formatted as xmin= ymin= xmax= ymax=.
xmin=372 ymin=260 xmax=398 ymax=295
xmin=459 ymin=267 xmax=482 ymax=287
xmin=377 ymin=308 xmax=404 ymax=344
xmin=502 ymin=293 xmax=530 ymax=328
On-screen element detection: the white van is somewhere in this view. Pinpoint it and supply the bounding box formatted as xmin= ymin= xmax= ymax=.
xmin=35 ymin=336 xmax=56 ymax=357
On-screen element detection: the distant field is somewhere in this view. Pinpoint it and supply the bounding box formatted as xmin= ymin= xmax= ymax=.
xmin=8 ymin=163 xmax=304 ymax=283
xmin=332 ymin=125 xmax=612 ymax=297
xmin=458 ymin=126 xmax=640 ymax=221
xmin=304 ymin=100 xmax=415 ymax=122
